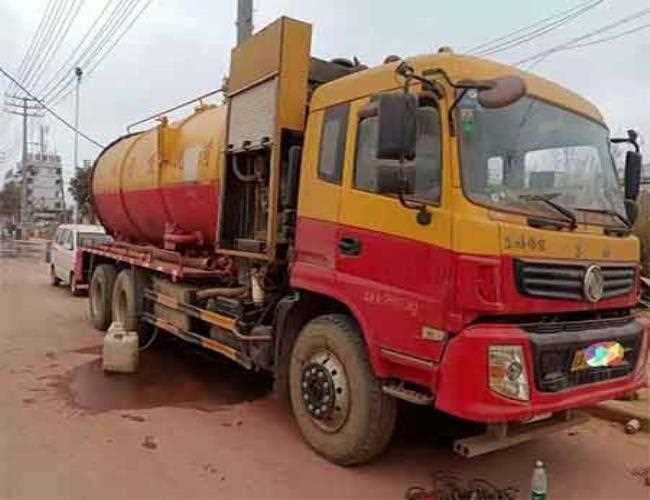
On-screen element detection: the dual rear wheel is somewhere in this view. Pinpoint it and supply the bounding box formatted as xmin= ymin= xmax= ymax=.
xmin=89 ymin=265 xmax=137 ymax=331
xmin=88 ymin=265 xmax=396 ymax=465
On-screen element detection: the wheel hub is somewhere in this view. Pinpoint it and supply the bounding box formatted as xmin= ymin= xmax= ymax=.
xmin=300 ymin=350 xmax=349 ymax=432
xmin=301 ymin=363 xmax=335 ymax=419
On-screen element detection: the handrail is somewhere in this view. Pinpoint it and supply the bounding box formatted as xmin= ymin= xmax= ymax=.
xmin=126 ymin=88 xmax=224 ymax=132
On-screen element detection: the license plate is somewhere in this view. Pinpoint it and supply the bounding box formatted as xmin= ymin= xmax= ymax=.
xmin=570 ymin=341 xmax=625 ymax=372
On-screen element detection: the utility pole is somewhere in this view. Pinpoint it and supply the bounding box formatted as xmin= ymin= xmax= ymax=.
xmin=73 ymin=66 xmax=83 ymax=171
xmin=236 ymin=0 xmax=253 ymax=44
xmin=3 ymin=94 xmax=43 ymax=230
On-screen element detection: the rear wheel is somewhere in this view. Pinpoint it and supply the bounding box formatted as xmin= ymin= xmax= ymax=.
xmin=50 ymin=265 xmax=60 ymax=287
xmin=89 ymin=264 xmax=117 ymax=331
xmin=289 ymin=314 xmax=397 ymax=466
xmin=111 ymin=269 xmax=138 ymax=331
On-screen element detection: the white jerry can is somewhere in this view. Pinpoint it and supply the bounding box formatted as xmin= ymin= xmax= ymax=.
xmin=102 ymin=322 xmax=139 ymax=373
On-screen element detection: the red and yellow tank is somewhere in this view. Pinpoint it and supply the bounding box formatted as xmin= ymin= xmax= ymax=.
xmin=92 ymin=104 xmax=226 ymax=247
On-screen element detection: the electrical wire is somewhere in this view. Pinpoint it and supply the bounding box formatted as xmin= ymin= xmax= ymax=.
xmin=464 ymin=0 xmax=602 ymax=55
xmin=20 ymin=0 xmax=68 ymax=92
xmin=50 ymin=0 xmax=152 ymax=106
xmin=514 ymin=7 xmax=650 ymax=66
xmin=0 ymin=65 xmax=104 ymax=148
xmin=565 ymin=21 xmax=650 ymax=49
xmin=477 ymin=0 xmax=605 ymax=57
xmin=36 ymin=0 xmax=117 ymax=99
xmin=44 ymin=0 xmax=140 ymax=104
xmin=6 ymin=0 xmax=57 ymax=95
xmin=28 ymin=0 xmax=85 ymax=93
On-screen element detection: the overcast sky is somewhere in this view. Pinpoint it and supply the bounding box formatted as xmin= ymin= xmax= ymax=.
xmin=1 ymin=0 xmax=649 ymax=182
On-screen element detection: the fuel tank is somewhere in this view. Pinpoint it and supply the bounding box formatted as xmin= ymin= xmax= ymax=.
xmin=92 ymin=104 xmax=226 ymax=247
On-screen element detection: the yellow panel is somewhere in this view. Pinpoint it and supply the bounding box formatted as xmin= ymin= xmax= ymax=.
xmin=451 ymin=195 xmax=640 ymax=261
xmin=228 ymin=20 xmax=282 ymax=94
xmin=310 ymin=53 xmax=604 ymax=125
xmin=277 ymin=18 xmax=311 ymax=132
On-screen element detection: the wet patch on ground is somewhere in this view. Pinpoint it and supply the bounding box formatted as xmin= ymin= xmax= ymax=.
xmin=72 ymin=345 xmax=103 ymax=356
xmin=56 ymin=339 xmax=273 ymax=413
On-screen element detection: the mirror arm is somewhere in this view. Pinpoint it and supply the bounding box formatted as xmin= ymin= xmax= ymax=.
xmin=447 ymin=88 xmax=469 ymax=138
xmin=394 ymin=160 xmax=432 ymax=226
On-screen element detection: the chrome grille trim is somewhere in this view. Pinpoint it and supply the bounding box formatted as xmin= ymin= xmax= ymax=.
xmin=515 ymin=260 xmax=636 ymax=301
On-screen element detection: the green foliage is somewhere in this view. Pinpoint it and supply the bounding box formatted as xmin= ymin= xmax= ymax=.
xmin=68 ymin=164 xmax=93 ymax=219
xmin=0 ymin=181 xmax=20 ymax=218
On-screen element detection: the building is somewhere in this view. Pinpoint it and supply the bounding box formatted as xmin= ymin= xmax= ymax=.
xmin=18 ymin=152 xmax=66 ymax=224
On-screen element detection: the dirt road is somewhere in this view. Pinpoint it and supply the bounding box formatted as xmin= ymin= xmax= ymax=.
xmin=0 ymin=247 xmax=648 ymax=499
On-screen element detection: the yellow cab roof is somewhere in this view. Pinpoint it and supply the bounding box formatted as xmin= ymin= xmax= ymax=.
xmin=310 ymin=53 xmax=605 ymax=125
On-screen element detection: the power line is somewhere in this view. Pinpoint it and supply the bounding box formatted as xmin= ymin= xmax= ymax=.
xmin=566 ymin=21 xmax=650 ymax=49
xmin=36 ymin=0 xmax=117 ymax=99
xmin=54 ymin=0 xmax=153 ymax=105
xmin=28 ymin=0 xmax=85 ymax=92
xmin=7 ymin=0 xmax=57 ymax=95
xmin=44 ymin=0 xmax=138 ymax=103
xmin=0 ymin=65 xmax=104 ymax=148
xmin=477 ymin=1 xmax=605 ymax=57
xmin=20 ymin=0 xmax=67 ymax=91
xmin=514 ymin=7 xmax=650 ymax=66
xmin=464 ymin=0 xmax=602 ymax=55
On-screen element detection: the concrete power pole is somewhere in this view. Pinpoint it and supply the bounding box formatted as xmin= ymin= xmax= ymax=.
xmin=236 ymin=0 xmax=253 ymax=44
xmin=73 ymin=67 xmax=83 ymax=171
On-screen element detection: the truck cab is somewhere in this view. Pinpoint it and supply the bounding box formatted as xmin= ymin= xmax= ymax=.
xmin=292 ymin=53 xmax=647 ymax=442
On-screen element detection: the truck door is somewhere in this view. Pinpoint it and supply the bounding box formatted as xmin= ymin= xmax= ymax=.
xmin=336 ymin=97 xmax=453 ymax=363
xmin=292 ymin=103 xmax=349 ymax=293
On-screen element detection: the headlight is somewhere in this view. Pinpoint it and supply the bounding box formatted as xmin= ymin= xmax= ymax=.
xmin=489 ymin=345 xmax=530 ymax=401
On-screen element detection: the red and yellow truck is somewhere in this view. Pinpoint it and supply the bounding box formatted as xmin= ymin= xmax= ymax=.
xmin=75 ymin=17 xmax=648 ymax=464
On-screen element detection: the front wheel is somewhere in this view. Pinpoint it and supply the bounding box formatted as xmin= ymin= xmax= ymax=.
xmin=289 ymin=314 xmax=397 ymax=466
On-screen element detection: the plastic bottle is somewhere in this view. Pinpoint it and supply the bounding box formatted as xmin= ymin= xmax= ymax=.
xmin=531 ymin=460 xmax=548 ymax=500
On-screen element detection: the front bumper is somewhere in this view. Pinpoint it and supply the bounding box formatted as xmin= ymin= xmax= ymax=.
xmin=434 ymin=315 xmax=648 ymax=423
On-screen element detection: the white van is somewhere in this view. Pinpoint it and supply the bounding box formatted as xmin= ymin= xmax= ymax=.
xmin=49 ymin=224 xmax=112 ymax=294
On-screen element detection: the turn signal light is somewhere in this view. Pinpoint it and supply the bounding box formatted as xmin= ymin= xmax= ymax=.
xmin=489 ymin=345 xmax=530 ymax=401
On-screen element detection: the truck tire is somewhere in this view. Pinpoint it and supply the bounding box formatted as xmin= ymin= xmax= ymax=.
xmin=112 ymin=269 xmax=138 ymax=331
xmin=89 ymin=264 xmax=117 ymax=331
xmin=289 ymin=314 xmax=397 ymax=466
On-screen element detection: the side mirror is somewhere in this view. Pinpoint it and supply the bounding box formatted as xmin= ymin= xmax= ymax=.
xmin=376 ymin=164 xmax=415 ymax=195
xmin=624 ymin=151 xmax=642 ymax=201
xmin=376 ymin=93 xmax=417 ymax=160
xmin=476 ymin=76 xmax=527 ymax=109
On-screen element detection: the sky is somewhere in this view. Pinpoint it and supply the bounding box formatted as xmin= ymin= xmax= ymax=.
xmin=0 ymin=0 xmax=649 ymax=185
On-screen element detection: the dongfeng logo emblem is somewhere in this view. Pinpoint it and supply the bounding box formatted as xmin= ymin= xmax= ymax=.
xmin=583 ymin=265 xmax=605 ymax=303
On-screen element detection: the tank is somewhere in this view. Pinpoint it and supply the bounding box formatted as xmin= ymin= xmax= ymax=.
xmin=92 ymin=104 xmax=226 ymax=247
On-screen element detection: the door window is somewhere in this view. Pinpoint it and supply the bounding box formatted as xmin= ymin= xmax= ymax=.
xmin=318 ymin=103 xmax=350 ymax=184
xmin=354 ymin=106 xmax=442 ymax=204
xmin=63 ymin=231 xmax=73 ymax=250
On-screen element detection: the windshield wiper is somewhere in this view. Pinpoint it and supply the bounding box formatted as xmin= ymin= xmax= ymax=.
xmin=519 ymin=193 xmax=577 ymax=230
xmin=574 ymin=207 xmax=630 ymax=228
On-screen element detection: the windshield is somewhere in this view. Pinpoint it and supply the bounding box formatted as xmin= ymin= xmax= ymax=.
xmin=457 ymin=95 xmax=624 ymax=224
xmin=78 ymin=233 xmax=112 ymax=247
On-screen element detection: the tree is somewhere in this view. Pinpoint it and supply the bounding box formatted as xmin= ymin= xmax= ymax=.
xmin=68 ymin=164 xmax=93 ymax=221
xmin=0 ymin=181 xmax=21 ymax=219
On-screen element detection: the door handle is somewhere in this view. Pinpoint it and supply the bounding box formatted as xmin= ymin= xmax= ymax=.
xmin=339 ymin=237 xmax=361 ymax=256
